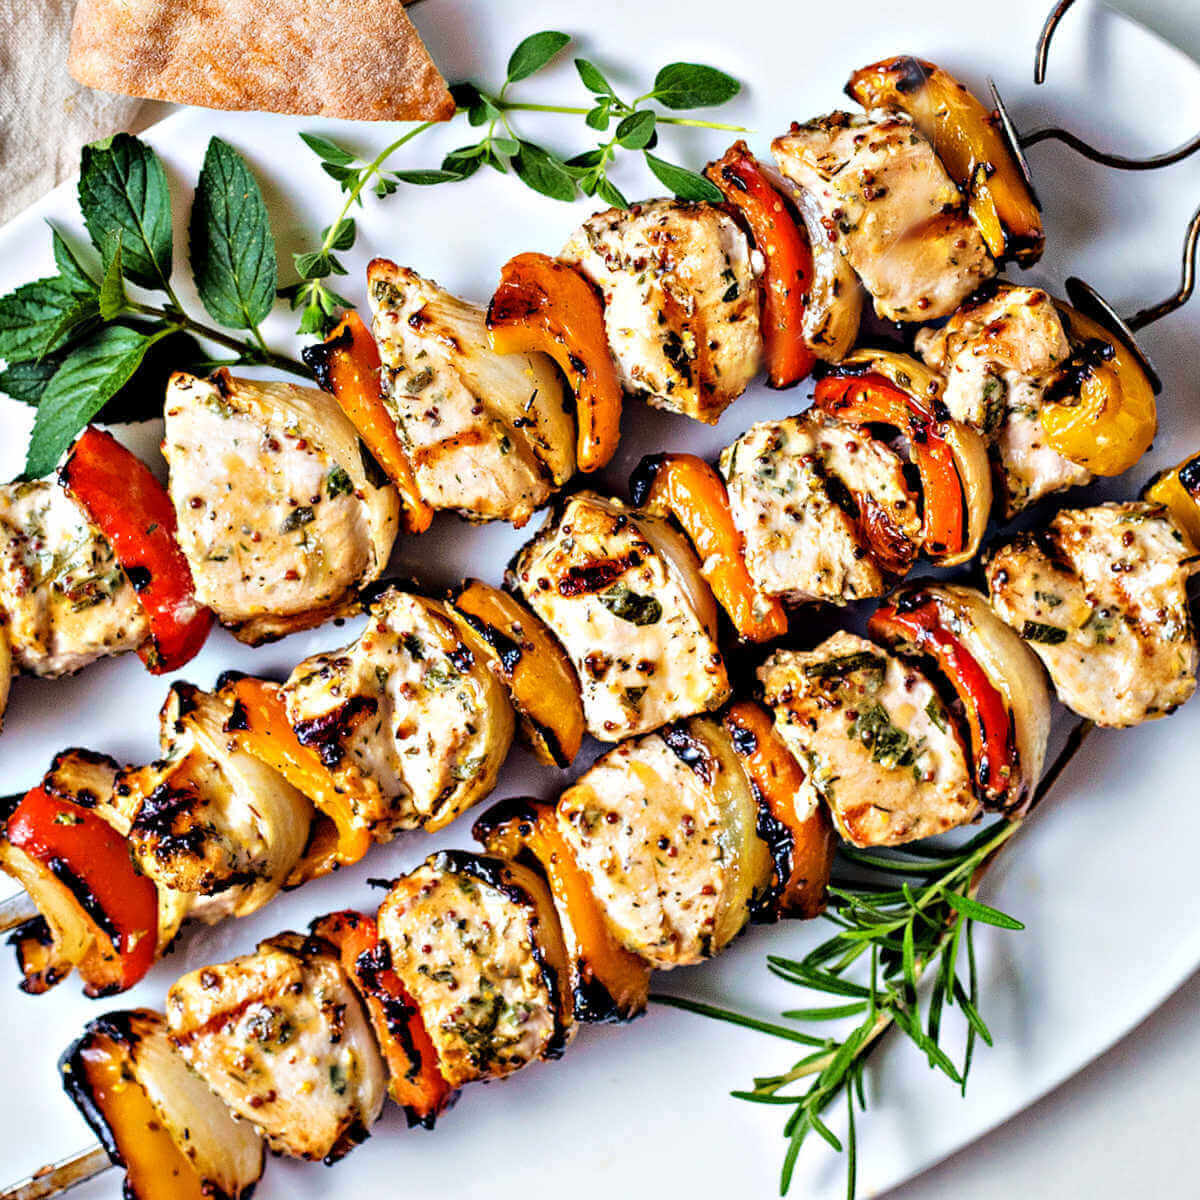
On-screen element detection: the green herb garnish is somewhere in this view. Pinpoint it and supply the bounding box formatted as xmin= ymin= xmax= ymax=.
xmin=599 ymin=582 xmax=662 ymax=626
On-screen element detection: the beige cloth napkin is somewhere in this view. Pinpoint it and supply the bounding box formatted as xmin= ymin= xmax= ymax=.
xmin=0 ymin=0 xmax=172 ymax=225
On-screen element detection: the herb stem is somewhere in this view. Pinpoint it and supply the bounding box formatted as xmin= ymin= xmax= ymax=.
xmin=495 ymin=99 xmax=749 ymax=131
xmin=126 ymin=300 xmax=309 ymax=378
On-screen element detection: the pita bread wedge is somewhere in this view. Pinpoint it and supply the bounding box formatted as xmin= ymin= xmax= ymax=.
xmin=68 ymin=0 xmax=456 ymax=122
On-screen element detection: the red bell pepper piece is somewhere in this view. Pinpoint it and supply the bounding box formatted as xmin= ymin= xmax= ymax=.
xmin=61 ymin=427 xmax=213 ymax=673
xmin=813 ymin=373 xmax=966 ymax=560
xmin=705 ymin=142 xmax=816 ymax=389
xmin=868 ymin=594 xmax=1018 ymax=809
xmin=6 ymin=786 xmax=158 ymax=995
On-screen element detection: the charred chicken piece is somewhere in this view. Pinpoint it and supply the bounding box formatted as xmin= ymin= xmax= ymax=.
xmin=0 ymin=478 xmax=148 ymax=678
xmin=377 ymin=850 xmax=573 ymax=1087
xmin=163 ymin=370 xmax=399 ymax=645
xmin=366 ymin=260 xmax=575 ymax=526
xmin=986 ymin=502 xmax=1200 ymax=726
xmin=280 ymin=585 xmax=514 ymax=838
xmin=772 ymin=111 xmax=995 ymax=322
xmin=759 ymin=631 xmax=978 ymax=847
xmin=559 ymin=199 xmax=762 ymax=423
xmin=509 ymin=491 xmax=729 ymax=740
xmin=556 ymin=716 xmax=773 ymax=967
xmin=166 ymin=932 xmax=386 ymax=1163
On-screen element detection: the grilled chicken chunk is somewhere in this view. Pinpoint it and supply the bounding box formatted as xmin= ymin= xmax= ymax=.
xmin=510 ymin=492 xmax=729 ymax=740
xmin=759 ymin=631 xmax=977 ymax=846
xmin=61 ymin=1009 xmax=265 ymax=1200
xmin=986 ymin=503 xmax=1200 ymax=726
xmin=560 ymin=200 xmax=762 ymax=423
xmin=367 ymin=261 xmax=575 ymax=526
xmin=0 ymin=478 xmax=147 ymax=677
xmin=557 ymin=717 xmax=772 ymax=967
xmin=916 ymin=284 xmax=1089 ymax=513
xmin=163 ymin=370 xmax=400 ymax=645
xmin=720 ymin=411 xmax=921 ymax=604
xmin=378 ymin=851 xmax=572 ymax=1088
xmin=167 ymin=933 xmax=386 ymax=1162
xmin=118 ymin=684 xmax=313 ymax=923
xmin=772 ymin=111 xmax=995 ymax=321
xmin=281 ymin=586 xmax=514 ymax=837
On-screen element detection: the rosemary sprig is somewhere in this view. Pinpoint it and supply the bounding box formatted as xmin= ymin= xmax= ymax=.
xmin=656 ymin=718 xmax=1094 ymax=1198
xmin=287 ymin=31 xmax=749 ymax=333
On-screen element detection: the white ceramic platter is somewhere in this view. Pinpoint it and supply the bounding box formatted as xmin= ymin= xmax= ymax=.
xmin=1 ymin=1 xmax=1199 ymax=1196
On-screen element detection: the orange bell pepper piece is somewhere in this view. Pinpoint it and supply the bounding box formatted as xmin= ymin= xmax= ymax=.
xmin=813 ymin=372 xmax=967 ymax=561
xmin=487 ymin=252 xmax=622 ymax=473
xmin=630 ymin=452 xmax=788 ymax=643
xmin=312 ymin=911 xmax=455 ymax=1125
xmin=304 ymin=311 xmax=433 ymax=534
xmin=61 ymin=427 xmax=213 ymax=674
xmin=473 ymin=798 xmax=651 ymax=1022
xmin=705 ymin=142 xmax=816 ymax=389
xmin=723 ymin=701 xmax=834 ymax=918
xmin=225 ymin=677 xmax=372 ymax=873
xmin=452 ymin=579 xmax=585 ymax=767
xmin=5 ymin=786 xmax=158 ymax=996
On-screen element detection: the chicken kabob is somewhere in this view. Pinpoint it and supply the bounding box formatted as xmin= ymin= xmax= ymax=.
xmin=8 ymin=45 xmax=1191 ymax=732
xmin=16 ymin=497 xmax=1200 ymax=1200
xmin=1 ymin=568 xmax=1055 ymax=1200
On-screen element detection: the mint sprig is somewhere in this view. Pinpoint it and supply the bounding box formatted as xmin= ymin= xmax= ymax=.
xmin=0 ymin=133 xmax=306 ymax=477
xmin=288 ymin=31 xmax=746 ymax=333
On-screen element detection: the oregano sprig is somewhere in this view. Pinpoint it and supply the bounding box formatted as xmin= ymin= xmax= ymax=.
xmin=0 ymin=132 xmax=306 ymax=477
xmin=288 ymin=31 xmax=749 ymax=333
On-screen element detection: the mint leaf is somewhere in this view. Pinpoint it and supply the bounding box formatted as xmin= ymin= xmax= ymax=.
xmin=98 ymin=235 xmax=127 ymax=320
xmin=299 ymin=133 xmax=357 ymax=167
xmin=651 ymin=62 xmax=741 ymax=110
xmin=190 ymin=137 xmax=278 ymax=331
xmin=26 ymin=326 xmax=166 ymax=477
xmin=0 ymin=276 xmax=99 ymax=362
xmin=616 ymin=110 xmax=657 ymax=149
xmin=512 ymin=141 xmax=576 ymax=202
xmin=576 ymin=58 xmax=616 ymax=98
xmin=78 ymin=133 xmax=174 ymax=292
xmin=0 ymin=357 xmax=60 ymax=405
xmin=506 ymin=31 xmax=570 ymax=83
xmin=50 ymin=228 xmax=98 ymax=294
xmin=644 ymin=152 xmax=724 ymax=202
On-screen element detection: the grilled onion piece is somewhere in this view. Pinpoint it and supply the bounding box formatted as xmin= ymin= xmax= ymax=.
xmin=60 ymin=1009 xmax=264 ymax=1200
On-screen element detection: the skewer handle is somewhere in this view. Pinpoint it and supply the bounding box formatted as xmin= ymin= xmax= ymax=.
xmin=0 ymin=1146 xmax=110 ymax=1200
xmin=0 ymin=890 xmax=37 ymax=934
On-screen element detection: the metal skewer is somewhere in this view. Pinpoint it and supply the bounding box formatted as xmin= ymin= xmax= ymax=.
xmin=1 ymin=1148 xmax=110 ymax=1200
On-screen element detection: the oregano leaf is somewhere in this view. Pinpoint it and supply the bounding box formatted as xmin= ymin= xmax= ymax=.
xmin=643 ymin=152 xmax=724 ymax=202
xmin=576 ymin=58 xmax=616 ymax=97
xmin=391 ymin=169 xmax=468 ymax=185
xmin=506 ymin=30 xmax=570 ymax=83
xmin=616 ymin=109 xmax=657 ymax=149
xmin=299 ymin=133 xmax=357 ymax=167
xmin=511 ymin=141 xmax=577 ymax=202
xmin=651 ymin=62 xmax=741 ymax=109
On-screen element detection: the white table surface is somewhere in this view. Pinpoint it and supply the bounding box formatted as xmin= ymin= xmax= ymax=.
xmin=894 ymin=4 xmax=1200 ymax=1195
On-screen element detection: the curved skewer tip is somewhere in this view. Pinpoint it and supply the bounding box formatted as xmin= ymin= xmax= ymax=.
xmin=1035 ymin=0 xmax=1078 ymax=84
